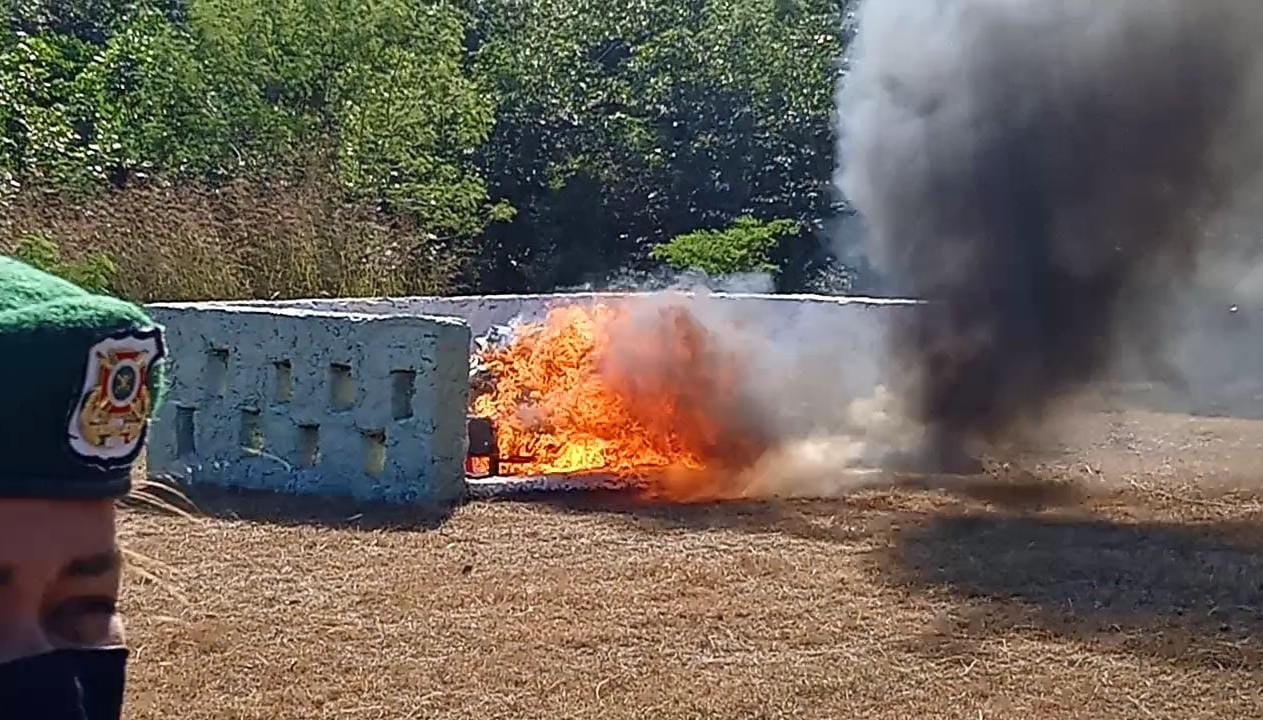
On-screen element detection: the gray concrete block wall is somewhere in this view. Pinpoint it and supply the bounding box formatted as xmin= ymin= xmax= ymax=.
xmin=211 ymin=292 xmax=923 ymax=404
xmin=352 ymin=293 xmax=914 ymax=399
xmin=136 ymin=291 xmax=1263 ymax=506
xmin=145 ymin=304 xmax=471 ymax=505
xmin=235 ymin=292 xmax=919 ymax=340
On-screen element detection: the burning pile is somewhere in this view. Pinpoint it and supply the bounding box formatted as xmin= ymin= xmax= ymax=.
xmin=468 ymin=298 xmax=773 ymax=500
xmin=466 ymin=294 xmax=970 ymax=501
xmin=472 ymin=0 xmax=1263 ymax=501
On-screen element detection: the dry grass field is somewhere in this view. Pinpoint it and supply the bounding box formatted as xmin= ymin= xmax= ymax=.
xmin=117 ymin=407 xmax=1263 ymax=719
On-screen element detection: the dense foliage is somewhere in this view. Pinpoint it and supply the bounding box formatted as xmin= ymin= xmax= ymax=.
xmin=651 ymin=215 xmax=797 ymax=276
xmin=0 ymin=0 xmax=856 ymax=300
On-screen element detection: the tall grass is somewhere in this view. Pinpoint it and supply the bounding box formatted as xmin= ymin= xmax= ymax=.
xmin=0 ymin=165 xmax=466 ymax=302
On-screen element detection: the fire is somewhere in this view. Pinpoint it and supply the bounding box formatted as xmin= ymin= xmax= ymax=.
xmin=469 ymin=300 xmax=770 ymax=499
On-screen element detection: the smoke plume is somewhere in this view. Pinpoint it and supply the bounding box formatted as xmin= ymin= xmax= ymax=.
xmin=835 ymin=0 xmax=1263 ymax=445
xmin=597 ymin=292 xmax=927 ymax=497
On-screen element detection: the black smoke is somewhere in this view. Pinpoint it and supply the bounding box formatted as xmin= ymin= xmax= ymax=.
xmin=835 ymin=0 xmax=1263 ymax=448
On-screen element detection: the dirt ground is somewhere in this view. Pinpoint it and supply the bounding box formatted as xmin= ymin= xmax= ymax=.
xmin=117 ymin=406 xmax=1263 ymax=719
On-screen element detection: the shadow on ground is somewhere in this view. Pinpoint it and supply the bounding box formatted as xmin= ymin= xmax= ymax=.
xmin=881 ymin=511 xmax=1263 ymax=669
xmin=131 ymin=469 xmax=1263 ymax=667
xmin=512 ymin=471 xmax=1089 ymax=544
xmin=130 ymin=465 xmax=1087 ymax=539
xmin=124 ymin=481 xmax=456 ymax=531
xmin=525 ymin=491 xmax=884 ymax=544
xmin=526 ymin=470 xmax=1263 ymax=667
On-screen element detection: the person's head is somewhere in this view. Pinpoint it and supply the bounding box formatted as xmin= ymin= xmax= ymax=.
xmin=0 ymin=256 xmax=166 ymax=719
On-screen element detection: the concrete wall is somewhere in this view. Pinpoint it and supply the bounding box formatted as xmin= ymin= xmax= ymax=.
xmin=145 ymin=304 xmax=471 ymax=505
xmin=246 ymin=290 xmax=1260 ymax=417
xmin=206 ymin=292 xmax=923 ymax=411
xmin=140 ymin=291 xmax=1263 ymax=507
xmin=230 ymin=292 xmax=920 ymax=341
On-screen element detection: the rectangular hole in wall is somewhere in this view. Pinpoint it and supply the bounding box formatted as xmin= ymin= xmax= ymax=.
xmin=205 ymin=348 xmax=229 ymax=397
xmin=329 ymin=363 xmax=355 ymax=411
xmin=297 ymin=424 xmax=320 ymax=467
xmin=273 ymin=360 xmax=293 ymax=403
xmin=239 ymin=408 xmax=264 ymax=455
xmin=176 ymin=406 xmax=196 ymax=457
xmin=362 ymin=429 xmax=387 ymax=476
xmin=391 ymin=370 xmax=416 ymax=420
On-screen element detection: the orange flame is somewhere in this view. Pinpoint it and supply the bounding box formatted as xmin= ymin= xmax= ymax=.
xmin=469 ymin=300 xmax=770 ymax=499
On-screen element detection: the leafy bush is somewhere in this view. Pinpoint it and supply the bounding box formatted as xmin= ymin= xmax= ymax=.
xmin=11 ymin=233 xmax=117 ymax=293
xmin=650 ymin=216 xmax=800 ymax=276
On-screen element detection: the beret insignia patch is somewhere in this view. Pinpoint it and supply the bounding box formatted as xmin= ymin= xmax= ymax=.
xmin=67 ymin=327 xmax=165 ymax=466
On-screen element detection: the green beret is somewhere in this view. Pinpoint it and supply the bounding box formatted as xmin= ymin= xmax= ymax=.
xmin=0 ymin=256 xmax=166 ymax=499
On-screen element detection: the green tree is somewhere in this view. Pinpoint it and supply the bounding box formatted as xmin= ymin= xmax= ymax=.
xmin=2 ymin=0 xmax=501 ymax=241
xmin=464 ymin=0 xmax=850 ymax=291
xmin=0 ymin=0 xmax=862 ymax=297
xmin=188 ymin=0 xmax=499 ymax=238
xmin=0 ymin=0 xmax=200 ymax=190
xmin=0 ymin=30 xmax=113 ymax=190
xmin=651 ymin=215 xmax=799 ymax=276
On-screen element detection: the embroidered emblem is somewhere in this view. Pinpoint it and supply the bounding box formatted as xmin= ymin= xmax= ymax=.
xmin=67 ymin=327 xmax=165 ymax=465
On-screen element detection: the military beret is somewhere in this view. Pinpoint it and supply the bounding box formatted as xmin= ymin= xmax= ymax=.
xmin=0 ymin=256 xmax=166 ymax=499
